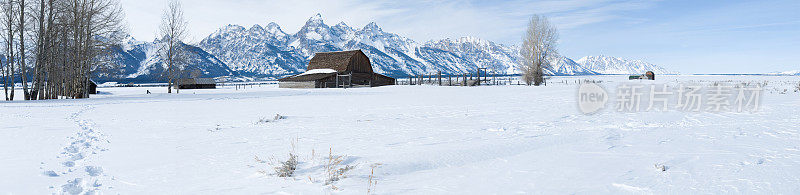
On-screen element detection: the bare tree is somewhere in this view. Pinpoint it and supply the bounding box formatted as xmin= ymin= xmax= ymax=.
xmin=159 ymin=0 xmax=187 ymax=94
xmin=520 ymin=14 xmax=558 ymax=86
xmin=17 ymin=0 xmax=30 ymax=100
xmin=2 ymin=0 xmax=16 ymax=100
xmin=0 ymin=0 xmax=126 ymax=100
xmin=56 ymin=0 xmax=124 ymax=99
xmin=29 ymin=0 xmax=48 ymax=100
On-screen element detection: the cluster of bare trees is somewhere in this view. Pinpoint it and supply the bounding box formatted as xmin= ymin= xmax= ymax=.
xmin=0 ymin=0 xmax=125 ymax=100
xmin=520 ymin=14 xmax=559 ymax=86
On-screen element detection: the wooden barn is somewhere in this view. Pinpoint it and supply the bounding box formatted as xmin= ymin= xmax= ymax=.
xmin=278 ymin=50 xmax=396 ymax=88
xmin=175 ymin=78 xmax=217 ymax=89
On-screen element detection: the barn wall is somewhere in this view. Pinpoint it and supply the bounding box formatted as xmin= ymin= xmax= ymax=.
xmin=179 ymin=84 xmax=217 ymax=89
xmin=351 ymin=73 xmax=373 ymax=85
xmin=313 ymin=73 xmax=372 ymax=87
xmin=372 ymin=74 xmax=396 ymax=86
xmin=279 ymin=81 xmax=316 ymax=88
xmin=348 ymin=52 xmax=373 ymax=74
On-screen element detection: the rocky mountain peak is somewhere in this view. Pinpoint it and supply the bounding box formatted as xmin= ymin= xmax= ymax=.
xmin=362 ymin=22 xmax=382 ymax=32
xmin=305 ymin=13 xmax=325 ymax=26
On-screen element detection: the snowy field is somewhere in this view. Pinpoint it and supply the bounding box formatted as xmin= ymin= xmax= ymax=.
xmin=2 ymin=75 xmax=800 ymax=194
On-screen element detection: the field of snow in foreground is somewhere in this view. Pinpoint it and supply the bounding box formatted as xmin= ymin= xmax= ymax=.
xmin=1 ymin=75 xmax=800 ymax=194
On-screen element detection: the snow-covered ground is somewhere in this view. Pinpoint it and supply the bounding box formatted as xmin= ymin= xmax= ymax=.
xmin=2 ymin=75 xmax=800 ymax=194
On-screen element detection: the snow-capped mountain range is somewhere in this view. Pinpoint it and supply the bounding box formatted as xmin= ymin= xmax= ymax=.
xmin=98 ymin=14 xmax=673 ymax=82
xmin=577 ymin=56 xmax=675 ymax=75
xmin=198 ymin=13 xmax=526 ymax=78
xmin=771 ymin=70 xmax=800 ymax=75
xmin=95 ymin=36 xmax=234 ymax=82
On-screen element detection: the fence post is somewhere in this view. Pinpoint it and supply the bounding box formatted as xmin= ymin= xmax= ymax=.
xmin=448 ymin=75 xmax=452 ymax=86
xmin=438 ymin=71 xmax=442 ymax=86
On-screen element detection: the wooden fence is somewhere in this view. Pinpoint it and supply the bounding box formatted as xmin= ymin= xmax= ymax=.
xmin=395 ymin=70 xmax=528 ymax=86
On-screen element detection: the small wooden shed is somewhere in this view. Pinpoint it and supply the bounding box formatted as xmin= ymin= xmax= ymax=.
xmin=176 ymin=78 xmax=217 ymax=89
xmin=88 ymin=80 xmax=98 ymax=94
xmin=278 ymin=50 xmax=395 ymax=88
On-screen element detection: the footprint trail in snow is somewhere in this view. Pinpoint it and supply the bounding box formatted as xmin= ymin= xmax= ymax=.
xmin=41 ymin=105 xmax=112 ymax=194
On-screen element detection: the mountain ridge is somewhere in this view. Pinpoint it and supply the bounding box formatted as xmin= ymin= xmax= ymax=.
xmin=197 ymin=14 xmax=673 ymax=78
xmin=98 ymin=13 xmax=674 ymax=82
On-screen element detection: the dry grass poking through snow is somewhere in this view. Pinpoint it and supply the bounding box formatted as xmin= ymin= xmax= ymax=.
xmin=367 ymin=163 xmax=382 ymax=194
xmin=273 ymin=153 xmax=298 ymax=177
xmin=795 ymin=82 xmax=800 ymax=93
xmin=255 ymin=138 xmax=299 ymax=177
xmin=324 ymin=148 xmax=355 ymax=189
xmin=274 ymin=139 xmax=299 ymax=177
xmin=253 ymin=139 xmax=378 ymax=191
xmin=256 ymin=114 xmax=286 ymax=124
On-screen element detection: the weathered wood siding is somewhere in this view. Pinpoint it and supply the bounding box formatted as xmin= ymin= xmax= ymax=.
xmin=179 ymin=84 xmax=216 ymax=89
xmin=347 ymin=52 xmax=374 ymax=74
xmin=372 ymin=73 xmax=396 ymax=86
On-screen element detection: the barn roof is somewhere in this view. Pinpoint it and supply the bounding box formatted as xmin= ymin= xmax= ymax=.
xmin=278 ymin=72 xmax=336 ymax=82
xmin=307 ymin=50 xmax=364 ymax=72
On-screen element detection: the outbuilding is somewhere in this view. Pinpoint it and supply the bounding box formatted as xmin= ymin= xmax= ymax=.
xmin=176 ymin=78 xmax=217 ymax=89
xmin=278 ymin=50 xmax=395 ymax=88
xmin=88 ymin=80 xmax=98 ymax=94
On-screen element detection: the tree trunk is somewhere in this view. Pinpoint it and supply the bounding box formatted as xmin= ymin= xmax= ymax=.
xmin=19 ymin=0 xmax=30 ymax=100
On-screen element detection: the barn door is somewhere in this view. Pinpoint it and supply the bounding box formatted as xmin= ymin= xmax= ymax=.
xmin=336 ymin=73 xmax=352 ymax=88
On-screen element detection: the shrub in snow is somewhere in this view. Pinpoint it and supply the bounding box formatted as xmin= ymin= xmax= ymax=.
xmin=324 ymin=148 xmax=354 ymax=186
xmin=257 ymin=114 xmax=286 ymax=124
xmin=795 ymin=82 xmax=800 ymax=93
xmin=269 ymin=138 xmax=299 ymax=177
xmin=654 ymin=163 xmax=667 ymax=172
xmin=274 ymin=153 xmax=298 ymax=177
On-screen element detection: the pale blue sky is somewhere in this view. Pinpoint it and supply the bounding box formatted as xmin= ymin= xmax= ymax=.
xmin=123 ymin=0 xmax=800 ymax=74
xmin=555 ymin=0 xmax=800 ymax=74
